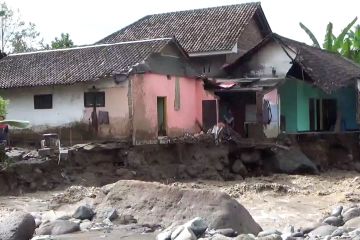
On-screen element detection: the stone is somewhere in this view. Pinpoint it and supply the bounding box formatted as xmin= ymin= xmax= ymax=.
xmin=157 ymin=228 xmax=172 ymax=240
xmin=258 ymin=230 xmax=282 ymax=237
xmin=331 ymin=227 xmax=347 ymax=237
xmin=36 ymin=220 xmax=80 ymax=235
xmin=106 ymin=208 xmax=118 ymax=221
xmin=308 ymin=225 xmax=337 ymax=238
xmin=269 ymin=148 xmax=319 ymax=174
xmin=116 ymin=214 xmax=137 ymax=225
xmin=331 ymin=206 xmax=343 ymax=217
xmin=72 ymin=205 xmax=95 ymax=220
xmin=173 ymin=227 xmax=197 ymax=240
xmin=96 ymin=180 xmax=262 ymax=235
xmin=290 ymin=232 xmax=304 ymax=237
xmin=257 ymin=234 xmax=282 ymax=240
xmin=0 ymin=211 xmax=36 ymax=240
xmin=79 ymin=221 xmax=92 ymax=231
xmin=241 ymin=151 xmax=261 ymax=164
xmin=231 ymin=160 xmax=248 ymax=176
xmin=34 ymin=218 xmax=42 ymax=228
xmin=343 ymin=207 xmax=360 ymax=222
xmin=171 ymin=225 xmax=185 ymax=240
xmin=210 ymin=234 xmax=233 ymax=240
xmin=213 ymin=228 xmax=237 ymax=237
xmin=344 ymin=216 xmax=360 ymax=229
xmin=184 ymin=217 xmax=208 ymax=237
xmin=323 ymin=216 xmax=344 ymax=226
xmin=234 ymin=234 xmax=256 ymax=240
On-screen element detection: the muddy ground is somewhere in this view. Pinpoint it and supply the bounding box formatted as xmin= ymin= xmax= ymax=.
xmin=0 ymin=170 xmax=359 ymax=238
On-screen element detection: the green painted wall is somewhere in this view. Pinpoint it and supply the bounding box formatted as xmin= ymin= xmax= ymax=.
xmin=279 ymin=79 xmax=358 ymax=133
xmin=278 ymin=80 xmax=298 ymax=132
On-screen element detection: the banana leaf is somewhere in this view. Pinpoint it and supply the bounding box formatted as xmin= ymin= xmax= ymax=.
xmin=0 ymin=120 xmax=30 ymax=128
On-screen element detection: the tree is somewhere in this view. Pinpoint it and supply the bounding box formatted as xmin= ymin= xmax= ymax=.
xmin=50 ymin=33 xmax=74 ymax=49
xmin=0 ymin=2 xmax=42 ymax=53
xmin=300 ymin=17 xmax=360 ymax=63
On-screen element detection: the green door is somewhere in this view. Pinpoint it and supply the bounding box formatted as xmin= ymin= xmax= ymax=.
xmin=157 ymin=97 xmax=166 ymax=136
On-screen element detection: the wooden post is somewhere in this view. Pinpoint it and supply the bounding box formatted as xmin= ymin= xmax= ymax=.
xmin=256 ymin=92 xmax=263 ymax=124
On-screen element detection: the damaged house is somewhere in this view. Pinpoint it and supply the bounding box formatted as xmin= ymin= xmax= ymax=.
xmin=214 ymin=33 xmax=360 ymax=138
xmin=0 ymin=38 xmax=217 ymax=144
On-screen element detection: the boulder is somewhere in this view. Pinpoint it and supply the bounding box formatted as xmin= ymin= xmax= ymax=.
xmin=212 ymin=228 xmax=237 ymax=237
xmin=173 ymin=227 xmax=196 ymax=240
xmin=0 ymin=212 xmax=36 ymax=240
xmin=331 ymin=206 xmax=343 ymax=217
xmin=268 ymin=148 xmax=318 ymax=174
xmin=308 ymin=225 xmax=337 ymax=238
xmin=344 ymin=216 xmax=360 ymax=229
xmin=72 ymin=205 xmax=95 ymax=220
xmin=231 ymin=160 xmax=247 ymax=176
xmin=343 ymin=208 xmax=360 ymax=222
xmin=234 ymin=234 xmax=256 ymax=240
xmin=257 ymin=234 xmax=282 ymax=240
xmin=184 ymin=217 xmax=208 ymax=237
xmin=36 ymin=220 xmax=80 ymax=235
xmin=95 ymin=180 xmax=262 ymax=235
xmin=323 ymin=216 xmax=344 ymax=226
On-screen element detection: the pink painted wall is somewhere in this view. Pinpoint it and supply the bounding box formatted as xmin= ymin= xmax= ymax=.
xmin=132 ymin=73 xmax=217 ymax=143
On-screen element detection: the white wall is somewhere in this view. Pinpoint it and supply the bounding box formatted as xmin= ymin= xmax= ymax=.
xmin=242 ymin=41 xmax=296 ymax=78
xmin=0 ymin=79 xmax=130 ymax=135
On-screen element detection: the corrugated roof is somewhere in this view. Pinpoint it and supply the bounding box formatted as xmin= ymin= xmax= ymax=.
xmin=97 ymin=2 xmax=268 ymax=53
xmin=0 ymin=38 xmax=172 ymax=89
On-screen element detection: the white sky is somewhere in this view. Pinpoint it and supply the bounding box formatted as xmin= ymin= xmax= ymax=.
xmin=5 ymin=0 xmax=360 ymax=47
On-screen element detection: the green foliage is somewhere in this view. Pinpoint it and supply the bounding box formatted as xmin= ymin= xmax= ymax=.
xmin=0 ymin=96 xmax=8 ymax=117
xmin=0 ymin=2 xmax=42 ymax=53
xmin=51 ymin=33 xmax=74 ymax=49
xmin=300 ymin=18 xmax=360 ymax=64
xmin=299 ymin=22 xmax=320 ymax=48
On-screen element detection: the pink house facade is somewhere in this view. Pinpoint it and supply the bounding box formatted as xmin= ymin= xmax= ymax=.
xmin=131 ymin=73 xmax=218 ymax=144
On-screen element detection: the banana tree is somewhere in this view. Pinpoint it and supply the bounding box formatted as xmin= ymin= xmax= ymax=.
xmin=299 ymin=17 xmax=358 ymax=56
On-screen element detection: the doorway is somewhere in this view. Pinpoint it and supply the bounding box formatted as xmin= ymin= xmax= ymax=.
xmin=157 ymin=97 xmax=167 ymax=136
xmin=309 ymin=98 xmax=337 ymax=131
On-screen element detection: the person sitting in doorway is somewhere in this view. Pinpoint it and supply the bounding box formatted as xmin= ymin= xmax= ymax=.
xmin=223 ymin=107 xmax=235 ymax=128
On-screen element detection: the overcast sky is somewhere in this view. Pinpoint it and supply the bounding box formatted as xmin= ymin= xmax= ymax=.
xmin=6 ymin=0 xmax=360 ymax=47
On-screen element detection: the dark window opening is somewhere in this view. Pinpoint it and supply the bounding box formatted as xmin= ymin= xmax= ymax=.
xmin=84 ymin=92 xmax=105 ymax=107
xmin=34 ymin=94 xmax=53 ymax=109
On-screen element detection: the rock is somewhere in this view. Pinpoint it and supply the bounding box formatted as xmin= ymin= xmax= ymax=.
xmin=231 ymin=160 xmax=247 ymax=175
xmin=258 ymin=230 xmax=282 ymax=237
xmin=210 ymin=234 xmax=233 ymax=240
xmin=241 ymin=151 xmax=261 ymax=164
xmin=184 ymin=217 xmax=208 ymax=237
xmin=323 ymin=216 xmax=344 ymax=226
xmin=79 ymin=220 xmax=92 ymax=231
xmin=213 ymin=228 xmax=237 ymax=237
xmin=344 ymin=216 xmax=360 ymax=229
xmin=106 ymin=208 xmax=118 ymax=221
xmin=36 ymin=220 xmax=80 ymax=235
xmin=331 ymin=206 xmax=343 ymax=217
xmin=0 ymin=211 xmax=36 ymax=240
xmin=34 ymin=218 xmax=42 ymax=228
xmin=157 ymin=228 xmax=172 ymax=240
xmin=6 ymin=149 xmax=25 ymax=161
xmin=269 ymin=148 xmax=319 ymax=174
xmin=331 ymin=227 xmax=347 ymax=237
xmin=95 ymin=180 xmax=262 ymax=235
xmin=72 ymin=205 xmax=95 ymax=220
xmin=234 ymin=234 xmax=255 ymax=240
xmin=171 ymin=225 xmax=185 ymax=240
xmin=343 ymin=207 xmax=360 ymax=222
xmin=173 ymin=226 xmax=196 ymax=240
xmin=116 ymin=214 xmax=137 ymax=225
xmin=257 ymin=234 xmax=282 ymax=240
xmin=308 ymin=225 xmax=337 ymax=238
xmin=290 ymin=232 xmax=304 ymax=237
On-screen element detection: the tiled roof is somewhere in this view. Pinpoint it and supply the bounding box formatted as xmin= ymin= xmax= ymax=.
xmin=275 ymin=34 xmax=360 ymax=92
xmin=97 ymin=2 xmax=267 ymax=53
xmin=0 ymin=38 xmax=172 ymax=88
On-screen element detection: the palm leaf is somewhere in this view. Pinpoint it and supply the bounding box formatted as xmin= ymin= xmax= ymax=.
xmin=334 ymin=17 xmax=358 ymax=51
xmin=323 ymin=22 xmax=334 ymax=51
xmin=299 ymin=22 xmax=321 ymax=48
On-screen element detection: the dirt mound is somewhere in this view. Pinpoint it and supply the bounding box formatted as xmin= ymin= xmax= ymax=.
xmin=95 ymin=180 xmax=262 ymax=235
